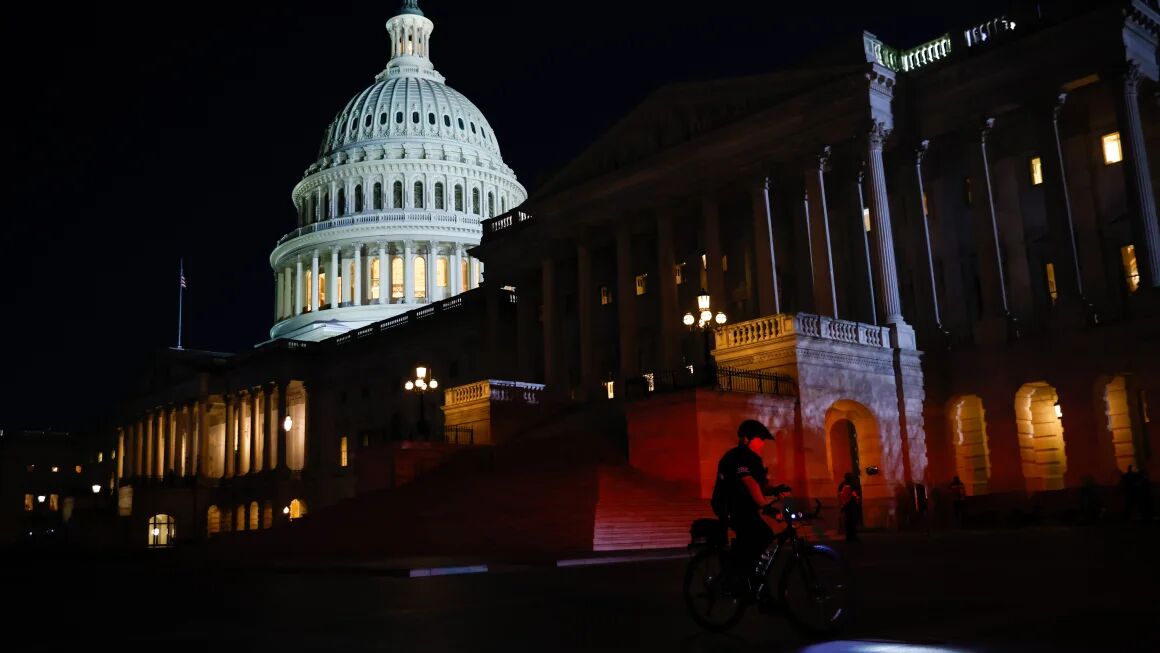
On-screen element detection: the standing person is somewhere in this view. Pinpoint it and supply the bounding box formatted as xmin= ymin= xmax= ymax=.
xmin=1121 ymin=465 xmax=1140 ymax=521
xmin=949 ymin=475 xmax=967 ymax=526
xmin=710 ymin=419 xmax=790 ymax=595
xmin=838 ymin=472 xmax=861 ymax=542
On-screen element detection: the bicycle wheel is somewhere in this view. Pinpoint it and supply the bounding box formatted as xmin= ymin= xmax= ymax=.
xmin=777 ymin=544 xmax=853 ymax=635
xmin=683 ymin=547 xmax=747 ymax=632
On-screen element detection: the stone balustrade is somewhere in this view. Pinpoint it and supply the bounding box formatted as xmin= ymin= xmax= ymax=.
xmin=443 ymin=379 xmax=547 ymax=408
xmin=863 ymin=33 xmax=901 ymax=71
xmin=901 ymin=34 xmax=951 ymax=71
xmin=277 ymin=210 xmax=482 ymax=246
xmin=715 ymin=313 xmax=891 ymax=350
xmin=964 ymin=17 xmax=1017 ymax=48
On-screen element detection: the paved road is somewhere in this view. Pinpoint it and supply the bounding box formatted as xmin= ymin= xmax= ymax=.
xmin=9 ymin=525 xmax=1159 ymax=652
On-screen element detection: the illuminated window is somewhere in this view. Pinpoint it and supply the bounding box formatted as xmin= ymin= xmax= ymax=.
xmin=373 ymin=182 xmax=383 ymax=210
xmin=367 ymin=259 xmax=379 ymax=300
xmin=393 ymin=181 xmax=403 ymax=208
xmin=1029 ymin=156 xmax=1043 ymax=185
xmin=674 ymin=263 xmax=687 ymax=285
xmin=355 ymin=184 xmax=364 ymax=212
xmin=262 ymin=502 xmax=273 ymax=529
xmin=414 ymin=181 xmax=424 ymax=208
xmin=51 ymin=466 xmax=59 ymax=473
xmin=318 ymin=272 xmax=327 ymax=306
xmin=1045 ymin=263 xmax=1058 ymax=304
xmin=414 ymin=256 xmax=427 ymax=300
xmin=24 ymin=494 xmax=33 ymax=511
xmin=391 ymin=257 xmax=404 ymax=299
xmin=721 ymin=255 xmax=729 ymax=272
xmin=434 ymin=182 xmax=445 ymax=210
xmin=235 ymin=505 xmax=246 ymax=532
xmin=48 ymin=494 xmax=59 ymax=512
xmin=454 ymin=185 xmax=464 ymax=211
xmin=462 ymin=259 xmax=470 ymax=291
xmin=249 ymin=502 xmax=259 ymax=531
xmin=603 ymin=381 xmax=615 ymax=399
xmin=97 ymin=452 xmax=103 ymax=463
xmin=340 ymin=437 xmax=349 ymax=467
xmin=1102 ymin=132 xmax=1122 ymax=164
xmin=635 ymin=274 xmax=648 ymax=296
xmin=75 ymin=465 xmax=82 ymax=474
xmin=206 ymin=506 xmax=220 ymax=536
xmin=147 ymin=514 xmax=175 ymax=548
xmin=437 ymin=256 xmax=449 ymax=288
xmin=1121 ymin=245 xmax=1140 ymax=293
xmin=289 ymin=498 xmax=306 ymax=520
xmin=600 ymin=286 xmax=613 ymax=305
xmin=862 ymin=207 xmax=872 ymax=232
xmin=472 ymin=188 xmax=481 ymax=215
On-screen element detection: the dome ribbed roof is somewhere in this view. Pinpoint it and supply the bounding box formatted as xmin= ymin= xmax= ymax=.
xmin=318 ymin=76 xmax=502 ymax=160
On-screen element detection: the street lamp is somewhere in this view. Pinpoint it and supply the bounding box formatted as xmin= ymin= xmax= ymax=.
xmin=404 ymin=366 xmax=439 ymax=438
xmin=682 ymin=289 xmax=727 ymax=381
xmin=283 ymin=415 xmax=293 ymax=432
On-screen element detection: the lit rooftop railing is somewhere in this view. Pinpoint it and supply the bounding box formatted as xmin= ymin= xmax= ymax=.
xmin=480 ymin=208 xmax=535 ymax=243
xmin=964 ymin=17 xmax=1017 ymax=48
xmin=901 ymin=34 xmax=952 ymax=71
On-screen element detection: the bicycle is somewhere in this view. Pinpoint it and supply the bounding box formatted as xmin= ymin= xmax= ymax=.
xmin=683 ymin=498 xmax=854 ymax=634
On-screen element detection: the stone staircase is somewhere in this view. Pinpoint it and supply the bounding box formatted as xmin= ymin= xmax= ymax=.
xmin=592 ymin=466 xmax=714 ymax=551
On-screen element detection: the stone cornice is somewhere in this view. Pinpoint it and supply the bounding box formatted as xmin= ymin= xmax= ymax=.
xmin=292 ymin=160 xmax=526 ymax=205
xmin=271 ymin=220 xmax=482 ymax=266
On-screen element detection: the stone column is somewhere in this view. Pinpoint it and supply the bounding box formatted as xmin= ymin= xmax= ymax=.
xmin=751 ymin=176 xmax=781 ymax=316
xmin=144 ymin=413 xmax=154 ymax=479
xmin=378 ymin=242 xmax=388 ymax=303
xmin=978 ymin=118 xmax=1012 ymax=319
xmin=470 ymin=257 xmax=479 ymax=289
xmin=615 ymin=222 xmax=638 ymax=379
xmin=541 ymin=257 xmax=559 ymax=388
xmin=451 ymin=243 xmax=462 ymax=296
xmin=353 ymin=244 xmax=362 ymax=305
xmin=427 ymin=241 xmax=437 ymax=302
xmin=656 ymin=214 xmax=680 ymax=369
xmin=294 ymin=257 xmax=303 ymax=316
xmin=404 ymin=241 xmax=414 ymax=304
xmin=1116 ymin=62 xmax=1160 ymax=289
xmin=702 ymin=196 xmax=727 ymax=312
xmin=310 ymin=250 xmax=320 ymax=312
xmin=194 ymin=400 xmax=206 ymax=477
xmin=224 ymin=396 xmax=235 ymax=478
xmin=276 ymin=384 xmax=289 ymax=471
xmin=806 ymin=147 xmax=839 ymax=319
xmin=867 ymin=121 xmax=906 ymax=326
xmin=1041 ymin=92 xmax=1090 ymax=321
xmin=275 ymin=270 xmax=284 ymax=319
xmin=328 ymin=246 xmax=338 ymax=309
xmin=913 ymin=142 xmax=938 ymax=330
xmin=577 ymin=237 xmax=596 ymax=399
xmin=249 ymin=390 xmax=259 ymax=473
xmin=266 ymin=385 xmax=278 ymax=471
xmin=283 ymin=267 xmax=293 ymax=316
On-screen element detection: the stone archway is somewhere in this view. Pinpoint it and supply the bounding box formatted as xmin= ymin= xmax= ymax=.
xmin=1103 ymin=375 xmax=1141 ymax=473
xmin=948 ymin=395 xmax=991 ymax=495
xmin=1014 ymin=382 xmax=1067 ymax=492
xmin=823 ymin=400 xmax=884 ymax=501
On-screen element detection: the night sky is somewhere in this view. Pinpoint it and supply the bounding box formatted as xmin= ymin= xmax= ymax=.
xmin=3 ymin=0 xmax=1010 ymax=432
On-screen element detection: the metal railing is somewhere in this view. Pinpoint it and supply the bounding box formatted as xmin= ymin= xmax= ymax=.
xmin=622 ymin=365 xmax=797 ymax=400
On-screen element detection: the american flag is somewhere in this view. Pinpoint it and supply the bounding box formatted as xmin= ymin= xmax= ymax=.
xmin=180 ymin=260 xmax=187 ymax=289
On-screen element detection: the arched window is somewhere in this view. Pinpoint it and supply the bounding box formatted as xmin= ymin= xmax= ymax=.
xmin=434 ymin=182 xmax=445 ymax=210
xmin=395 ymin=111 xmax=403 ymax=124
xmin=354 ymin=185 xmax=364 ymax=213
xmin=393 ymin=181 xmax=403 ymax=209
xmin=501 ymin=195 xmax=506 ymax=213
xmin=370 ymin=258 xmax=381 ymax=300
xmin=379 ymin=112 xmax=388 ymax=125
xmin=363 ymin=113 xmax=372 ymax=128
xmin=472 ymin=188 xmax=481 ymax=215
xmin=373 ymin=182 xmax=383 ymax=210
xmin=148 ymin=514 xmax=175 ymax=548
xmin=289 ymin=498 xmax=306 ymax=520
xmin=444 ymin=115 xmax=451 ymax=127
xmin=220 ymin=507 xmax=231 ymax=533
xmin=470 ymin=121 xmax=476 ymax=134
xmin=1014 ymin=382 xmax=1067 ymax=492
xmin=249 ymin=501 xmax=260 ymax=530
xmin=414 ymin=256 xmax=427 ymax=300
xmin=414 ymin=181 xmax=424 ymax=208
xmin=949 ymin=395 xmax=991 ymax=496
xmin=454 ymin=185 xmax=464 ymax=212
xmin=391 ymin=256 xmax=404 ymax=299
xmin=206 ymin=506 xmax=220 ymax=537
xmin=428 ymin=112 xmax=436 ymax=125
xmin=1105 ymin=376 xmax=1141 ymax=473
xmin=235 ymin=504 xmax=246 ymax=531
xmin=323 ymin=193 xmax=331 ymax=219
xmin=412 ymin=111 xmax=420 ymax=124
xmin=337 ymin=188 xmax=346 ymax=216
xmin=318 ymin=272 xmax=327 ymax=307
xmin=458 ymin=117 xmax=465 ymax=130
xmin=487 ymin=191 xmax=495 ymax=218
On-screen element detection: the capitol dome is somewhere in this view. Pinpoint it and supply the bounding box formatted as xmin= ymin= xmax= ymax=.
xmin=269 ymin=0 xmax=526 ymax=342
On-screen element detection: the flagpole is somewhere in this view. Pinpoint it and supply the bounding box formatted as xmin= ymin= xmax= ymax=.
xmin=177 ymin=258 xmax=184 ymax=350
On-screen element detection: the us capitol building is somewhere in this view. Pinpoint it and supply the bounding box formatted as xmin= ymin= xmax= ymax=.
xmin=8 ymin=0 xmax=1158 ymax=555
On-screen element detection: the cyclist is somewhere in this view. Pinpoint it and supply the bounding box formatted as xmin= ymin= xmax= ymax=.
xmin=711 ymin=419 xmax=790 ymax=595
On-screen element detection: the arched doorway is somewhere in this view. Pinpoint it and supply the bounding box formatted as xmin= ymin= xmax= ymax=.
xmin=206 ymin=505 xmax=221 ymax=537
xmin=1104 ymin=375 xmax=1141 ymax=473
xmin=827 ymin=419 xmax=860 ymax=484
xmin=949 ymin=395 xmax=991 ymax=495
xmin=823 ymin=400 xmax=883 ymax=496
xmin=1014 ymin=382 xmax=1067 ymax=492
xmin=147 ymin=514 xmax=175 ymax=548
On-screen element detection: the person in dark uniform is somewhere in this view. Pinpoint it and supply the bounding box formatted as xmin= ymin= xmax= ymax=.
xmin=712 ymin=419 xmax=790 ymax=595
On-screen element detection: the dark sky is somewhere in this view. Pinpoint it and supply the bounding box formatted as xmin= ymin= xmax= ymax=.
xmin=2 ymin=0 xmax=1011 ymax=432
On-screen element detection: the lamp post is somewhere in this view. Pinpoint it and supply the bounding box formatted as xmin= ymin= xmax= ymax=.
xmin=682 ymin=288 xmax=727 ymax=382
xmin=404 ymin=366 xmax=439 ymax=438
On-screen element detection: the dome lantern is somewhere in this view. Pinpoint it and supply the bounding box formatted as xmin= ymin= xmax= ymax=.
xmin=384 ymin=0 xmax=436 ymax=80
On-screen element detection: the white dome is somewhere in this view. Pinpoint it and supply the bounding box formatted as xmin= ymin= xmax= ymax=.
xmin=319 ymin=76 xmax=503 ymax=162
xmin=268 ymin=1 xmax=525 ymax=343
